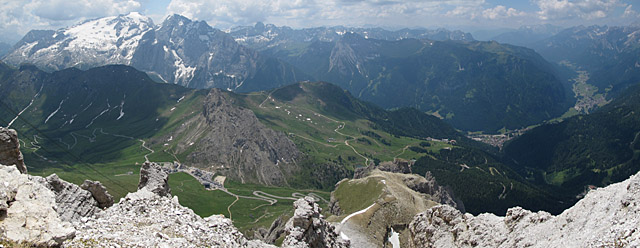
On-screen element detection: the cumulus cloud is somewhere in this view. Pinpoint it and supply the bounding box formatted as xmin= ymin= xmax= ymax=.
xmin=0 ymin=0 xmax=144 ymax=43
xmin=482 ymin=5 xmax=526 ymax=20
xmin=166 ymin=0 xmax=486 ymax=28
xmin=535 ymin=0 xmax=622 ymax=20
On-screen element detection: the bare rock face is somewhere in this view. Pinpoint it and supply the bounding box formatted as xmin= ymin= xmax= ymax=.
xmin=0 ymin=164 xmax=76 ymax=247
xmin=409 ymin=171 xmax=640 ymax=248
xmin=255 ymin=215 xmax=287 ymax=244
xmin=353 ymin=159 xmax=413 ymax=179
xmin=282 ymin=197 xmax=349 ymax=248
xmin=44 ymin=174 xmax=101 ymax=223
xmin=403 ymin=171 xmax=465 ymax=212
xmin=80 ymin=180 xmax=114 ymax=209
xmin=174 ymin=89 xmax=300 ymax=186
xmin=0 ymin=127 xmax=26 ymax=174
xmin=138 ymin=161 xmax=171 ymax=197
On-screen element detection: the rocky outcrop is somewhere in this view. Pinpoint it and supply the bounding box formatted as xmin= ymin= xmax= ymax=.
xmin=138 ymin=161 xmax=172 ymax=197
xmin=44 ymin=174 xmax=101 ymax=223
xmin=65 ymin=162 xmax=274 ymax=248
xmin=409 ymin=171 xmax=640 ymax=248
xmin=80 ymin=180 xmax=114 ymax=209
xmin=255 ymin=215 xmax=287 ymax=244
xmin=0 ymin=165 xmax=76 ymax=247
xmin=0 ymin=127 xmax=26 ymax=174
xmin=173 ymin=89 xmax=300 ymax=186
xmin=65 ymin=189 xmax=273 ymax=248
xmin=403 ymin=172 xmax=464 ymax=212
xmin=282 ymin=197 xmax=349 ymax=248
xmin=354 ymin=159 xmax=413 ymax=179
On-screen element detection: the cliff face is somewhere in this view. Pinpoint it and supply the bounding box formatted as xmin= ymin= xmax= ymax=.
xmin=172 ymin=88 xmax=301 ymax=185
xmin=409 ymin=171 xmax=640 ymax=248
xmin=0 ymin=127 xmax=26 ymax=174
xmin=282 ymin=197 xmax=350 ymax=248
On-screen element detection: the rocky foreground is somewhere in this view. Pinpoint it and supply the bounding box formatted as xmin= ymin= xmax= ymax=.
xmin=2 ymin=125 xmax=640 ymax=247
xmin=409 ymin=171 xmax=640 ymax=247
xmin=0 ymin=161 xmax=349 ymax=248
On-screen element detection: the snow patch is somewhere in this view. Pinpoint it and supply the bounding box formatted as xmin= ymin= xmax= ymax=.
xmin=86 ymin=99 xmax=111 ymax=128
xmin=116 ymin=94 xmax=126 ymax=120
xmin=388 ymin=228 xmax=400 ymax=248
xmin=45 ymin=99 xmax=66 ymax=124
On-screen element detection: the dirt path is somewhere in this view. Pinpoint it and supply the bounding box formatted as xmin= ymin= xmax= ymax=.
xmin=139 ymin=139 xmax=154 ymax=162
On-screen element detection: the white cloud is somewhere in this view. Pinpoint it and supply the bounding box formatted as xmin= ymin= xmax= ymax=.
xmin=535 ymin=0 xmax=622 ymax=20
xmin=622 ymin=4 xmax=639 ymax=18
xmin=166 ymin=0 xmax=486 ymax=28
xmin=482 ymin=5 xmax=526 ymax=20
xmin=0 ymin=0 xmax=144 ymax=43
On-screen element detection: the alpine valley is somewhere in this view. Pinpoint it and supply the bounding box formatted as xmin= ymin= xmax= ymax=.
xmin=1 ymin=10 xmax=640 ymax=248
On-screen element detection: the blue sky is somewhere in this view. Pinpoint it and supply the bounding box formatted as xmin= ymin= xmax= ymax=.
xmin=1 ymin=0 xmax=638 ymax=43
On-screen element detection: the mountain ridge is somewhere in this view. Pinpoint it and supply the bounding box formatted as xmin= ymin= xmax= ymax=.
xmin=2 ymin=12 xmax=310 ymax=92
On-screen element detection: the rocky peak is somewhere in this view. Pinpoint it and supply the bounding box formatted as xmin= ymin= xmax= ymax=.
xmin=0 ymin=127 xmax=26 ymax=174
xmin=138 ymin=161 xmax=172 ymax=197
xmin=282 ymin=197 xmax=350 ymax=248
xmin=408 ymin=171 xmax=640 ymax=247
xmin=178 ymin=88 xmax=300 ymax=185
xmin=403 ymin=171 xmax=464 ymax=212
xmin=80 ymin=180 xmax=114 ymax=209
xmin=44 ymin=174 xmax=101 ymax=223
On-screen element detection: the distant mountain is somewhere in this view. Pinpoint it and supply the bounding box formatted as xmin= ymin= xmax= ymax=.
xmin=261 ymin=33 xmax=569 ymax=132
xmin=491 ymin=24 xmax=563 ymax=47
xmin=0 ymin=63 xmax=300 ymax=186
xmin=2 ymin=13 xmax=309 ymax=92
xmin=504 ymin=83 xmax=640 ymax=195
xmin=0 ymin=63 xmax=479 ymax=189
xmin=229 ymin=22 xmax=474 ymax=51
xmin=532 ymin=25 xmax=640 ymax=96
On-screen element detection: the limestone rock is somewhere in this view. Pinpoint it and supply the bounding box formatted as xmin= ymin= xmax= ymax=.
xmin=353 ymin=159 xmax=413 ymax=179
xmin=0 ymin=127 xmax=26 ymax=174
xmin=408 ymin=171 xmax=640 ymax=248
xmin=403 ymin=171 xmax=464 ymax=212
xmin=64 ymin=188 xmax=275 ymax=248
xmin=80 ymin=180 xmax=114 ymax=209
xmin=0 ymin=164 xmax=75 ymax=247
xmin=282 ymin=197 xmax=349 ymax=248
xmin=378 ymin=159 xmax=411 ymax=174
xmin=172 ymin=88 xmax=300 ymax=186
xmin=44 ymin=174 xmax=100 ymax=223
xmin=138 ymin=161 xmax=171 ymax=197
xmin=255 ymin=215 xmax=287 ymax=244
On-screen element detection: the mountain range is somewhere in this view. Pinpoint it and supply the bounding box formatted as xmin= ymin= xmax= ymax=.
xmin=532 ymin=25 xmax=640 ymax=97
xmin=260 ymin=32 xmax=569 ymax=132
xmin=3 ymin=13 xmax=575 ymax=133
xmin=229 ymin=22 xmax=474 ymax=51
xmin=2 ymin=12 xmax=308 ymax=92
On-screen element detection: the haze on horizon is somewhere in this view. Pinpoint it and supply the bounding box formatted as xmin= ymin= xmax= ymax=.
xmin=0 ymin=0 xmax=639 ymax=44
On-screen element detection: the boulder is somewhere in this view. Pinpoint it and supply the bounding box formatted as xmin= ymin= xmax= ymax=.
xmin=0 ymin=165 xmax=75 ymax=246
xmin=0 ymin=127 xmax=26 ymax=174
xmin=282 ymin=197 xmax=349 ymax=248
xmin=81 ymin=180 xmax=114 ymax=209
xmin=45 ymin=174 xmax=101 ymax=223
xmin=138 ymin=161 xmax=171 ymax=197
